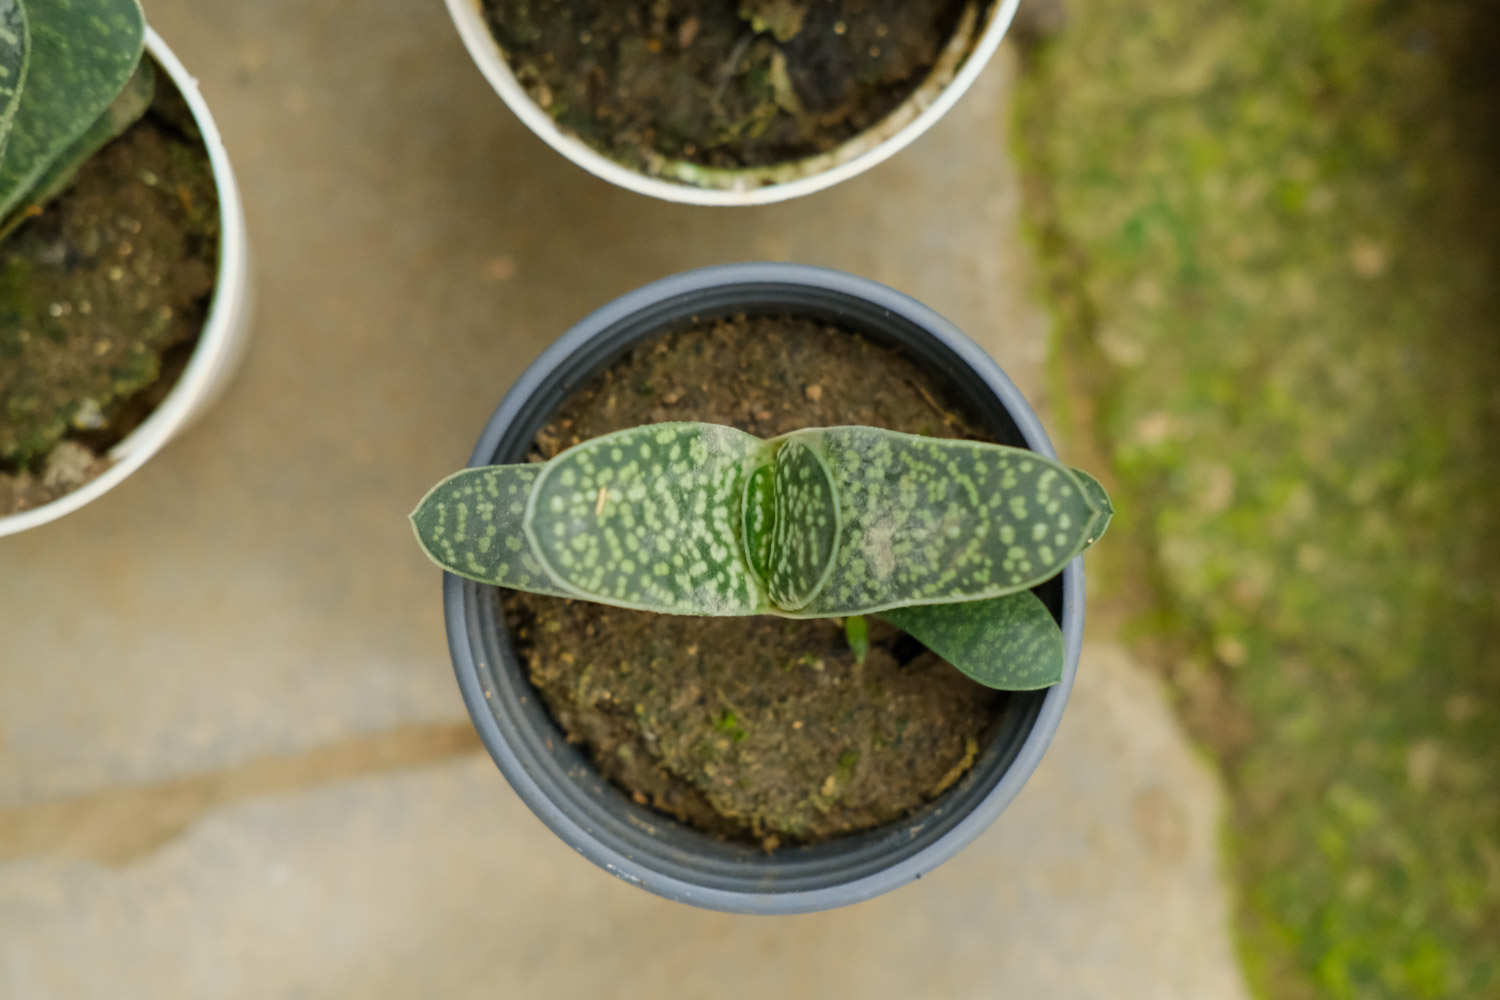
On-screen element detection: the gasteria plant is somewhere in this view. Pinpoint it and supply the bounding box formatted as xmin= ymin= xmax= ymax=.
xmin=0 ymin=0 xmax=149 ymax=241
xmin=412 ymin=422 xmax=1112 ymax=690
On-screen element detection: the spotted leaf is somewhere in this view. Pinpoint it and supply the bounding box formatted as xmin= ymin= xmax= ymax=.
xmin=788 ymin=427 xmax=1107 ymax=617
xmin=525 ymin=423 xmax=771 ymax=615
xmin=1069 ymin=466 xmax=1115 ymax=547
xmin=410 ymin=422 xmax=1112 ymax=691
xmin=410 ymin=463 xmax=573 ymax=598
xmin=879 ymin=591 xmax=1065 ymax=690
xmin=0 ymin=0 xmax=28 ymax=161
xmin=0 ymin=0 xmax=145 ymax=223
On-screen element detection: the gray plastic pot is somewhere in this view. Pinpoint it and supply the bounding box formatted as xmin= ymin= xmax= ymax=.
xmin=444 ymin=263 xmax=1084 ymax=913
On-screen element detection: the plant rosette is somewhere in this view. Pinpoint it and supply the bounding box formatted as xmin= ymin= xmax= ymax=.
xmin=444 ymin=0 xmax=1022 ymax=205
xmin=422 ymin=264 xmax=1110 ymax=913
xmin=0 ymin=2 xmax=250 ymax=537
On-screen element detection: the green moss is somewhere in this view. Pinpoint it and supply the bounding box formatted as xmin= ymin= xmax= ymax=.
xmin=1016 ymin=1 xmax=1500 ymax=997
xmin=714 ymin=709 xmax=748 ymax=743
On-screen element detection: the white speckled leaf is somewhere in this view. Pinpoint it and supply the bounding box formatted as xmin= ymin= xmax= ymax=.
xmin=0 ymin=0 xmax=29 ymax=161
xmin=410 ymin=423 xmax=1113 ymax=636
xmin=5 ymin=55 xmax=152 ymax=235
xmin=879 ymin=591 xmax=1064 ymax=690
xmin=410 ymin=464 xmax=574 ymax=597
xmin=0 ymin=0 xmax=144 ymax=220
xmin=791 ymin=427 xmax=1105 ymax=617
xmin=1069 ymin=465 xmax=1115 ymax=546
xmin=525 ymin=423 xmax=771 ymax=615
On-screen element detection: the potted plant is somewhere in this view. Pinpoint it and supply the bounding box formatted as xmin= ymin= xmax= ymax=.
xmin=444 ymin=0 xmax=1023 ymax=205
xmin=0 ymin=0 xmax=250 ymax=536
xmin=414 ymin=264 xmax=1111 ymax=912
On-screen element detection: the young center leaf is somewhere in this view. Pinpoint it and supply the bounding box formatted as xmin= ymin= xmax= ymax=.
xmin=0 ymin=0 xmax=145 ymax=221
xmin=844 ymin=614 xmax=869 ymax=665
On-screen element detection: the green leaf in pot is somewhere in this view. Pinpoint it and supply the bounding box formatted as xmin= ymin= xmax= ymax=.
xmin=412 ymin=422 xmax=1113 ymax=691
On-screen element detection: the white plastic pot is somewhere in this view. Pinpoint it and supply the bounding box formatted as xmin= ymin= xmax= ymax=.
xmin=0 ymin=29 xmax=252 ymax=538
xmin=445 ymin=0 xmax=1022 ymax=206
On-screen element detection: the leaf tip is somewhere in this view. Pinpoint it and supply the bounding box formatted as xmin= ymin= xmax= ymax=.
xmin=1068 ymin=466 xmax=1115 ymax=545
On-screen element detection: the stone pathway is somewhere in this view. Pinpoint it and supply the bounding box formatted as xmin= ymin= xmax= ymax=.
xmin=2 ymin=645 xmax=1245 ymax=999
xmin=0 ymin=3 xmax=1249 ymax=996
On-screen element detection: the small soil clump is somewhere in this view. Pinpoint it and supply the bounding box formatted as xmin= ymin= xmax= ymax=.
xmin=503 ymin=315 xmax=1009 ymax=847
xmin=483 ymin=0 xmax=981 ymax=170
xmin=0 ymin=65 xmax=220 ymax=516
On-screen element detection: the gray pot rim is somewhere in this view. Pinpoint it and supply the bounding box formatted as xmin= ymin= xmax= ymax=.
xmin=443 ymin=263 xmax=1084 ymax=913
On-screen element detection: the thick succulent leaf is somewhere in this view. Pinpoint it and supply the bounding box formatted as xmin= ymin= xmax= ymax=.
xmin=0 ymin=55 xmax=151 ymax=238
xmin=0 ymin=0 xmax=28 ymax=159
xmin=793 ymin=427 xmax=1103 ymax=617
xmin=0 ymin=0 xmax=144 ymax=220
xmin=741 ymin=462 xmax=776 ymax=581
xmin=19 ymin=55 xmax=151 ymax=204
xmin=1069 ymin=466 xmax=1115 ymax=545
xmin=526 ymin=423 xmax=771 ymax=615
xmin=878 ymin=591 xmax=1065 ymax=690
xmin=410 ymin=464 xmax=575 ymax=597
xmin=410 ymin=422 xmax=1112 ymax=640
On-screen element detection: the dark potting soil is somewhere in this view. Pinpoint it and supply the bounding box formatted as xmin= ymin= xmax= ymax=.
xmin=502 ymin=315 xmax=1009 ymax=847
xmin=482 ymin=0 xmax=980 ymax=170
xmin=0 ymin=65 xmax=220 ymax=515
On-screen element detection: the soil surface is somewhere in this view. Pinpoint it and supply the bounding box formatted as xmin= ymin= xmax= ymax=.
xmin=483 ymin=0 xmax=976 ymax=170
xmin=0 ymin=66 xmax=219 ymax=515
xmin=503 ymin=315 xmax=1008 ymax=846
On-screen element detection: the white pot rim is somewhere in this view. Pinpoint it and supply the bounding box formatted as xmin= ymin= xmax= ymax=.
xmin=445 ymin=0 xmax=1021 ymax=206
xmin=0 ymin=28 xmax=252 ymax=538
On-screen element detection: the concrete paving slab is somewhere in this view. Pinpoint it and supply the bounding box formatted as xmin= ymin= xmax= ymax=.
xmin=3 ymin=0 xmax=1046 ymax=805
xmin=1 ymin=644 xmax=1247 ymax=1000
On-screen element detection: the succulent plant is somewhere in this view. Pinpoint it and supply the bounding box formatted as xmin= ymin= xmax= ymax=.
xmin=0 ymin=0 xmax=149 ymax=240
xmin=412 ymin=423 xmax=1112 ymax=690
